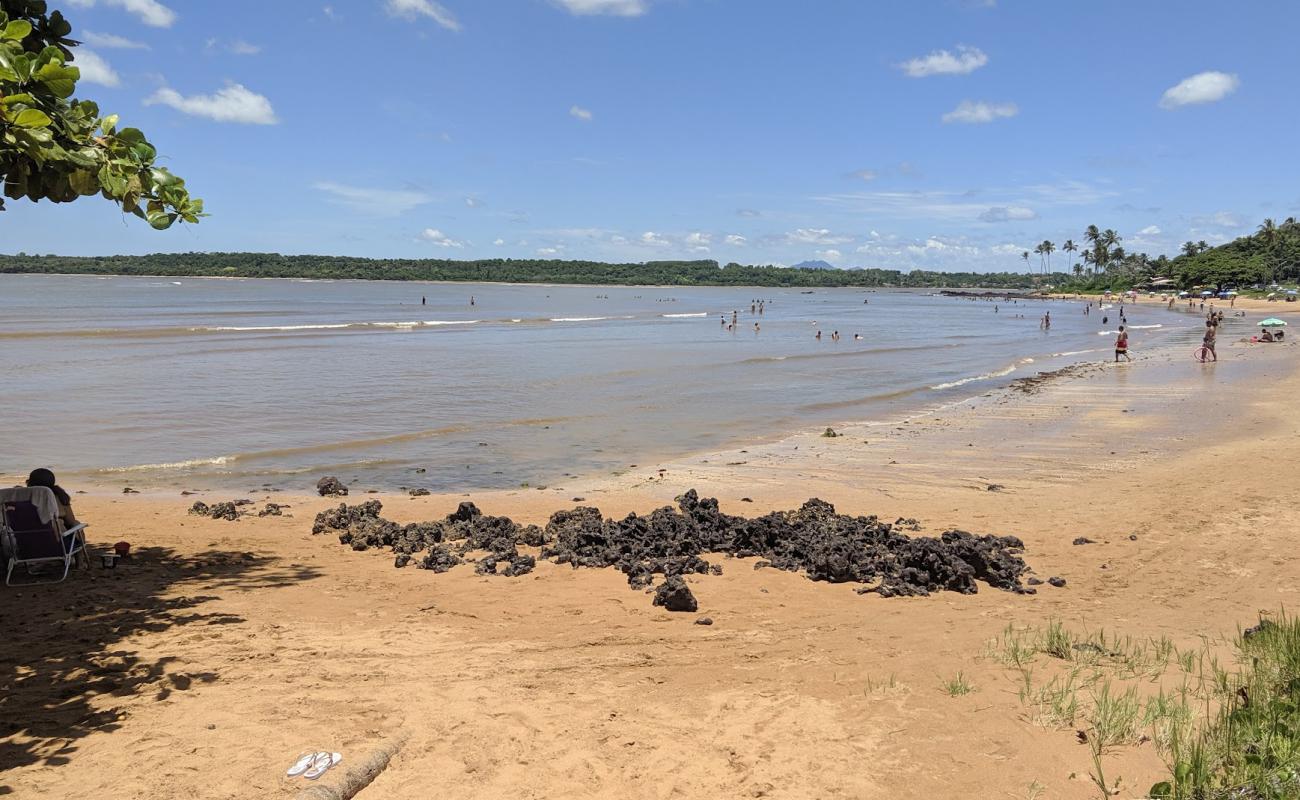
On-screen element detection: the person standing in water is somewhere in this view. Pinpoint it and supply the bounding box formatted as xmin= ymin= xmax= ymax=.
xmin=421 ymin=296 xmax=426 ymax=306
xmin=1202 ymin=319 xmax=1218 ymax=361
xmin=1115 ymin=325 xmax=1131 ymax=362
xmin=470 ymin=295 xmax=476 ymax=306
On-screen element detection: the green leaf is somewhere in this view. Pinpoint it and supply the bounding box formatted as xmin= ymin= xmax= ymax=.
xmin=2 ymin=20 xmax=32 ymax=41
xmin=34 ymin=62 xmax=79 ymax=98
xmin=1 ymin=93 xmax=36 ymax=106
xmin=100 ymin=113 xmax=119 ymax=135
xmin=1148 ymin=781 xmax=1172 ymax=799
xmin=67 ymin=169 xmax=98 ymax=196
xmin=13 ymin=108 xmax=53 ymax=128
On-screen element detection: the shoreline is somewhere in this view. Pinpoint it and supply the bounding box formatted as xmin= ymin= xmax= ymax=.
xmin=18 ymin=296 xmax=1213 ymax=498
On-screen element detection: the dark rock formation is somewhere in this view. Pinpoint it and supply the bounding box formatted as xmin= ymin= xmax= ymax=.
xmin=653 ymin=576 xmax=698 ymax=612
xmin=316 ymin=476 xmax=349 ymax=497
xmin=311 ymin=488 xmax=1034 ymax=609
xmin=258 ymin=503 xmax=285 ymax=517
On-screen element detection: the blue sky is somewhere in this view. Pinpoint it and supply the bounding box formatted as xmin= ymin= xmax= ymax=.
xmin=7 ymin=0 xmax=1300 ymax=271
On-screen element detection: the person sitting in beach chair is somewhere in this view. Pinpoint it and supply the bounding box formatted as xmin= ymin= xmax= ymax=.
xmin=1260 ymin=329 xmax=1275 ymax=342
xmin=2 ymin=469 xmax=89 ymax=585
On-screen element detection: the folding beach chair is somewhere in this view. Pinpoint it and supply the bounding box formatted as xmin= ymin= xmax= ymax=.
xmin=1 ymin=486 xmax=89 ymax=586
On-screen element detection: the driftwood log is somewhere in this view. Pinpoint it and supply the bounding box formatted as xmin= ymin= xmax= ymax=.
xmin=293 ymin=735 xmax=408 ymax=800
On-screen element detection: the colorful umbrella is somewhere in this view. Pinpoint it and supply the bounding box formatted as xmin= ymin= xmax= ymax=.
xmin=1259 ymin=318 xmax=1287 ymax=327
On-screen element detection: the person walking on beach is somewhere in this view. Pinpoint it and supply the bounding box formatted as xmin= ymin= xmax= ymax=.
xmin=1115 ymin=326 xmax=1131 ymax=362
xmin=1202 ymin=319 xmax=1218 ymax=361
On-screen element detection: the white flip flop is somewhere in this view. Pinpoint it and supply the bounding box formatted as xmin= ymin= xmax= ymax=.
xmin=286 ymin=751 xmax=322 ymax=778
xmin=303 ymin=752 xmax=342 ymax=781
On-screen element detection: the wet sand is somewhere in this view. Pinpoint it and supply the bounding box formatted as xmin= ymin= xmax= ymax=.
xmin=3 ymin=324 xmax=1299 ymax=799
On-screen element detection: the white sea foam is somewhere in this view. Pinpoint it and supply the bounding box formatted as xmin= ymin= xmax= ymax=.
xmin=550 ymin=316 xmax=611 ymax=322
xmin=100 ymin=456 xmax=232 ymax=472
xmin=662 ymin=312 xmax=708 ymax=318
xmin=929 ymin=361 xmax=1024 ymax=390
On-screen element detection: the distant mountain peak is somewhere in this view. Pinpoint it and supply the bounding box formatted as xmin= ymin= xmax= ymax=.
xmin=792 ymin=259 xmax=835 ymax=270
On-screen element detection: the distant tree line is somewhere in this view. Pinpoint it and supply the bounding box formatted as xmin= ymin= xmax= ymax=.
xmin=0 ymin=252 xmax=1047 ymax=288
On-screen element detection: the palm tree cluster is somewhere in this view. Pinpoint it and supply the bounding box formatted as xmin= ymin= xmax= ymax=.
xmin=1015 ymin=225 xmax=1172 ymax=287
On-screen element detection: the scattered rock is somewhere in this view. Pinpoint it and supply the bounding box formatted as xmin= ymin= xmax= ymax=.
xmin=258 ymin=503 xmax=285 ymax=517
xmin=986 ymin=484 xmax=1005 ymax=492
xmin=1047 ymin=576 xmax=1067 ymax=588
xmin=1027 ymin=577 xmax=1043 ymax=586
xmin=1128 ymin=534 xmax=1138 ymax=541
xmin=502 ymin=555 xmax=536 ymax=577
xmin=394 ymin=553 xmax=411 ymax=568
xmin=409 ymin=488 xmax=431 ymax=497
xmin=233 ymin=499 xmax=254 ymax=507
xmin=1072 ymin=537 xmax=1096 ymax=546
xmin=316 ymin=476 xmax=349 ymax=497
xmin=695 ymin=617 xmax=713 ymax=626
xmin=822 ymin=428 xmax=839 ymax=438
xmin=122 ymin=487 xmax=138 ymax=494
xmin=414 ymin=468 xmax=427 ymax=473
xmin=740 ymin=497 xmax=753 ymax=503
xmin=187 ymin=501 xmax=210 ymax=516
xmin=475 ymin=556 xmax=499 ymax=576
xmin=187 ymin=500 xmax=239 ymax=521
xmin=653 ymin=576 xmax=698 ymax=612
xmin=572 ymin=497 xmax=585 ymax=502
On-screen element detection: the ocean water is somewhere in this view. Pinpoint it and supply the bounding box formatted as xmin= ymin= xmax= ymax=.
xmin=0 ymin=274 xmax=1195 ymax=492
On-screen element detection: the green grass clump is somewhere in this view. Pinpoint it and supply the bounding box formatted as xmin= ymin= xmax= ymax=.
xmin=941 ymin=671 xmax=975 ymax=697
xmin=1149 ymin=614 xmax=1300 ymax=799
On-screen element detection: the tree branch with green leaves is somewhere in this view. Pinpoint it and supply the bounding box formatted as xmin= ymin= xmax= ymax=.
xmin=0 ymin=0 xmax=200 ymax=228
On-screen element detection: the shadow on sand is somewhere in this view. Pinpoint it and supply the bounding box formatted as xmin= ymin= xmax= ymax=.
xmin=0 ymin=546 xmax=321 ymax=793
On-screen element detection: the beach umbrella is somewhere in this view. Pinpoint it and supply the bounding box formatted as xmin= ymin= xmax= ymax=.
xmin=1178 ymin=291 xmax=1190 ymax=297
xmin=1200 ymin=290 xmax=1213 ymax=296
xmin=1259 ymin=318 xmax=1287 ymax=327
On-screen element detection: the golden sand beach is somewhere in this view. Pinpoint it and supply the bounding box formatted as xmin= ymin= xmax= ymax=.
xmin=3 ymin=314 xmax=1298 ymax=799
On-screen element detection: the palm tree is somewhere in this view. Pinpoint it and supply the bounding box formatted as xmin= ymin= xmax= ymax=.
xmin=1043 ymin=240 xmax=1056 ymax=274
xmin=1062 ymin=239 xmax=1077 ymax=273
xmin=1033 ymin=243 xmax=1045 ymax=274
xmin=1021 ymin=251 xmax=1030 ymax=272
xmin=1082 ymin=249 xmax=1094 ymax=276
xmin=1197 ymin=240 xmax=1209 ymax=254
xmin=1181 ymin=241 xmax=1198 ymax=258
xmin=1259 ymin=218 xmax=1279 ymax=282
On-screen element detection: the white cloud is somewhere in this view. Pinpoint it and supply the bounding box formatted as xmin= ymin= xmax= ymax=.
xmin=899 ymin=45 xmax=988 ymax=78
xmin=815 ymin=180 xmax=1116 ymax=223
xmin=1192 ymin=211 xmax=1245 ymax=229
xmin=685 ymin=231 xmax=711 ymax=247
xmin=66 ymin=0 xmax=176 ymax=28
xmin=492 ymin=238 xmax=506 ymax=246
xmin=313 ymin=182 xmax=431 ymax=215
xmin=1160 ymin=71 xmax=1239 ymax=109
xmin=419 ymin=228 xmax=464 ymax=247
xmin=145 ymin=82 xmax=277 ymax=124
xmin=537 ymin=246 xmax=561 ymax=255
xmin=323 ymin=5 xmax=337 ymax=19
xmin=569 ymin=105 xmax=593 ymax=122
xmin=82 ymin=30 xmax=149 ymax=49
xmin=815 ymin=249 xmax=843 ymax=261
xmin=724 ymin=234 xmax=747 ymax=246
xmin=229 ymin=40 xmax=261 ymax=55
xmin=787 ymin=228 xmax=853 ymax=245
xmin=553 ymin=0 xmax=647 ymax=16
xmin=978 ymin=205 xmax=1037 ymax=222
xmin=464 ymin=196 xmax=480 ymax=208
xmin=941 ymin=100 xmax=1018 ymax=124
xmin=1138 ymin=225 xmax=1161 ymax=235
xmin=640 ymin=231 xmax=670 ymax=246
xmin=73 ymin=50 xmax=120 ymax=88
xmin=849 ymin=169 xmax=877 ymax=182
xmin=384 ymin=0 xmax=461 ymax=31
